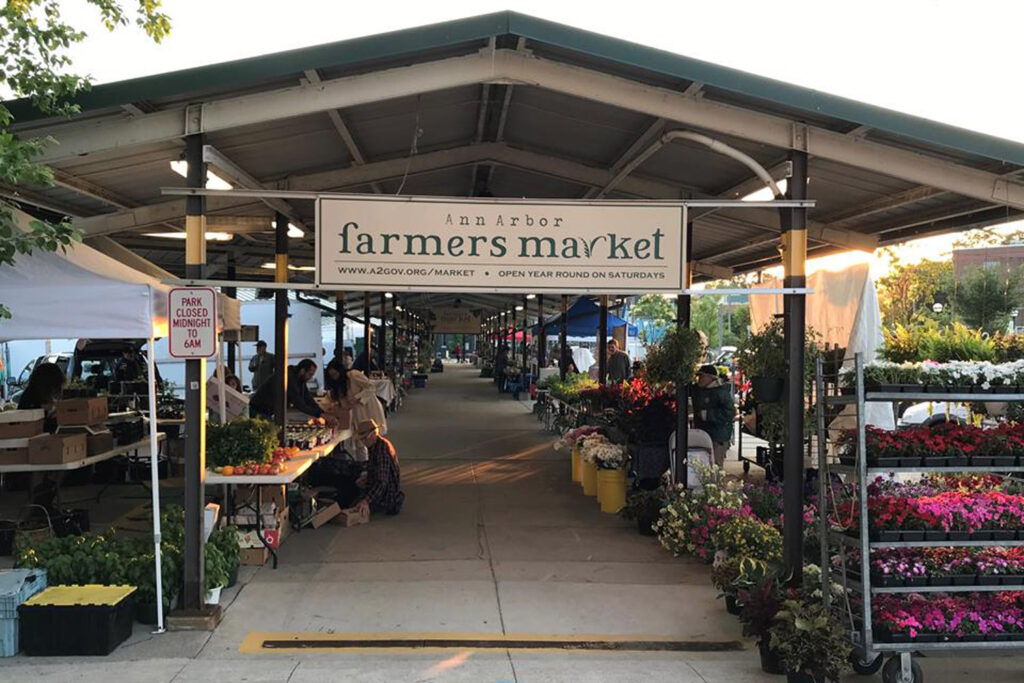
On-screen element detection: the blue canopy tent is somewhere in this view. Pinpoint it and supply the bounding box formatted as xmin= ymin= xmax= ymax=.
xmin=532 ymin=297 xmax=638 ymax=338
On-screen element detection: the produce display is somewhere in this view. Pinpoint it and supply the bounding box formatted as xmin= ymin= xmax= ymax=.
xmin=207 ymin=417 xmax=278 ymax=474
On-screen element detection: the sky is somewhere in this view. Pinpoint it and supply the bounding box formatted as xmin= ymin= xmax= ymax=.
xmin=44 ymin=0 xmax=1024 ymax=276
xmin=60 ymin=0 xmax=1024 ymax=143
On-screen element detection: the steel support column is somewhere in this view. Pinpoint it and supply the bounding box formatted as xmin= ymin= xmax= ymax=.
xmin=559 ymin=295 xmax=569 ymax=381
xmin=225 ymin=254 xmax=236 ymax=369
xmin=537 ymin=294 xmax=546 ymax=369
xmin=378 ymin=293 xmax=387 ymax=370
xmin=674 ymin=223 xmax=694 ymax=488
xmin=334 ymin=292 xmax=345 ymax=360
xmin=598 ymin=296 xmax=609 ymax=385
xmin=363 ymin=294 xmax=371 ymax=368
xmin=391 ymin=296 xmax=398 ymax=370
xmin=273 ymin=213 xmax=289 ymax=444
xmin=522 ymin=296 xmax=529 ymax=368
xmin=182 ymin=134 xmax=207 ymax=612
xmin=782 ymin=150 xmax=809 ymax=583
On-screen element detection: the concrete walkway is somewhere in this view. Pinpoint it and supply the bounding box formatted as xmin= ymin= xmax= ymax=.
xmin=2 ymin=364 xmax=1021 ymax=681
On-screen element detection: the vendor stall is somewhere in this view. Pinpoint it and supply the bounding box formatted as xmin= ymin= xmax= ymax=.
xmin=0 ymin=209 xmax=179 ymax=631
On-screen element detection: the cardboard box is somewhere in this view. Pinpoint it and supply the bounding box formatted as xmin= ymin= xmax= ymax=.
xmin=0 ymin=409 xmax=45 ymax=439
xmin=332 ymin=505 xmax=370 ymax=528
xmin=310 ymin=501 xmax=341 ymax=529
xmin=59 ymin=426 xmax=115 ymax=456
xmin=239 ymin=546 xmax=269 ymax=566
xmin=28 ymin=433 xmax=87 ymax=465
xmin=234 ymin=484 xmax=286 ymax=511
xmin=55 ymin=397 xmax=108 ymax=426
xmin=0 ymin=438 xmax=30 ymax=465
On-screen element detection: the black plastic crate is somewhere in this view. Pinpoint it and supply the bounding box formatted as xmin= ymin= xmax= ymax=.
xmin=18 ymin=586 xmax=135 ymax=656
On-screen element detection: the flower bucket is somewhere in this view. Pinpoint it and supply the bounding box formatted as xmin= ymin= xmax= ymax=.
xmin=596 ymin=468 xmax=626 ymax=513
xmin=571 ymin=442 xmax=582 ymax=483
xmin=581 ymin=459 xmax=598 ymax=496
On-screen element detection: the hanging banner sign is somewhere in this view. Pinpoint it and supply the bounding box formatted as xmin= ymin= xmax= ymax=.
xmin=430 ymin=307 xmax=481 ymax=334
xmin=316 ymin=196 xmax=687 ymax=294
xmin=168 ymin=287 xmax=217 ymax=358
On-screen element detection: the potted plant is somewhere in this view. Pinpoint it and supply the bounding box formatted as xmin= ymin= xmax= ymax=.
xmin=204 ymin=543 xmax=230 ymax=605
xmin=768 ymin=598 xmax=852 ymax=682
xmin=620 ymin=488 xmax=665 ymax=536
xmin=738 ymin=579 xmax=786 ymax=674
xmin=642 ymin=327 xmax=703 ymax=388
xmin=737 ymin=320 xmax=786 ymax=402
xmin=208 ymin=525 xmax=241 ymax=588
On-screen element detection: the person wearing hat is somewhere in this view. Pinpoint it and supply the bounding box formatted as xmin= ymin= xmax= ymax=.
xmin=692 ymin=364 xmax=734 ymax=468
xmin=354 ymin=419 xmax=404 ymax=516
xmin=249 ymin=340 xmax=276 ymax=391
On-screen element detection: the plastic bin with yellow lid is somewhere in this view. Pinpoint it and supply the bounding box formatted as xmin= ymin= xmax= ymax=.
xmin=22 ymin=585 xmax=135 ymax=607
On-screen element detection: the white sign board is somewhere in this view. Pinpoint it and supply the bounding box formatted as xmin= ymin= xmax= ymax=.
xmin=168 ymin=287 xmax=217 ymax=359
xmin=431 ymin=307 xmax=481 ymax=334
xmin=316 ymin=196 xmax=686 ymax=294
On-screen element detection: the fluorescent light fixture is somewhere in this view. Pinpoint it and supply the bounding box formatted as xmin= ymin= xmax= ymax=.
xmin=146 ymin=231 xmax=232 ymax=242
xmin=169 ymin=160 xmax=233 ymax=191
xmin=741 ymin=178 xmax=788 ymax=202
xmin=515 ymin=305 xmax=524 ymax=311
xmin=260 ymin=262 xmax=316 ymax=272
xmin=526 ymin=294 xmax=537 ymax=300
xmin=384 ymin=292 xmax=394 ymax=299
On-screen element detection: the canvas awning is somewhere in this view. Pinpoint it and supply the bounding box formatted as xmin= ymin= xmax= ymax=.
xmin=532 ymin=297 xmax=638 ymax=338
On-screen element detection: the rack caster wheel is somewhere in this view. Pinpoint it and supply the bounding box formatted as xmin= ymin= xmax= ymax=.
xmin=882 ymin=655 xmax=922 ymax=683
xmin=742 ymin=460 xmax=750 ymax=473
xmin=850 ymin=652 xmax=883 ymax=675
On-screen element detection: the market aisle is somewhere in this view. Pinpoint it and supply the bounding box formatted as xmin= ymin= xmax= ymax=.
xmin=193 ymin=362 xmax=765 ymax=680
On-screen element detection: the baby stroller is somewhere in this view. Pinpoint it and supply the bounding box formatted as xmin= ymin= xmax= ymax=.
xmin=666 ymin=429 xmax=715 ymax=491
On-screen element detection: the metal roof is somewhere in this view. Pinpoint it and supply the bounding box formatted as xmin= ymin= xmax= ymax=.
xmin=6 ymin=10 xmax=1024 ymax=318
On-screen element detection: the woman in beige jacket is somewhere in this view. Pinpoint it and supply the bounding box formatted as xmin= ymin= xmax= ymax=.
xmin=325 ymin=357 xmax=388 ymax=461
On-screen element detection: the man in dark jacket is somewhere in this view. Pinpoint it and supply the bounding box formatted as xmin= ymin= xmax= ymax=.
xmin=250 ymin=359 xmax=334 ymax=423
xmin=606 ymin=339 xmax=632 ymax=384
xmin=692 ymin=364 xmax=734 ymax=467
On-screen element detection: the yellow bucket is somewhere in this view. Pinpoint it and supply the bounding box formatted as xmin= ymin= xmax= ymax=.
xmin=597 ymin=468 xmax=627 ymax=513
xmin=582 ymin=458 xmax=598 ymax=496
xmin=571 ymin=442 xmax=582 ymax=483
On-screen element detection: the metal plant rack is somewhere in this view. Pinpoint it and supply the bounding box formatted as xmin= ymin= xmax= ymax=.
xmin=816 ymin=353 xmax=1024 ymax=683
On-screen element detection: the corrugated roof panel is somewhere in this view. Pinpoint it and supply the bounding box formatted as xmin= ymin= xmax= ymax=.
xmin=204 ymin=113 xmax=353 ymax=180
xmin=344 ymin=86 xmax=480 ymax=159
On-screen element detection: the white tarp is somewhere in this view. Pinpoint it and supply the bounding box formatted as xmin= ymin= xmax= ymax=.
xmin=749 ymin=263 xmax=894 ymax=430
xmin=0 ymin=211 xmax=169 ymax=341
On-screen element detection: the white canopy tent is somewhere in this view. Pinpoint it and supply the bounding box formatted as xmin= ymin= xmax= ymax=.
xmin=0 ymin=209 xmax=231 ymax=632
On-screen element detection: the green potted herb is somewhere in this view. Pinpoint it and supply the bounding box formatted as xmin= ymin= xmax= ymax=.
xmin=620 ymin=488 xmax=665 ymax=536
xmin=204 ymin=543 xmax=230 ymax=605
xmin=208 ymin=525 xmax=241 ymax=588
xmin=768 ymin=598 xmax=852 ymax=682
